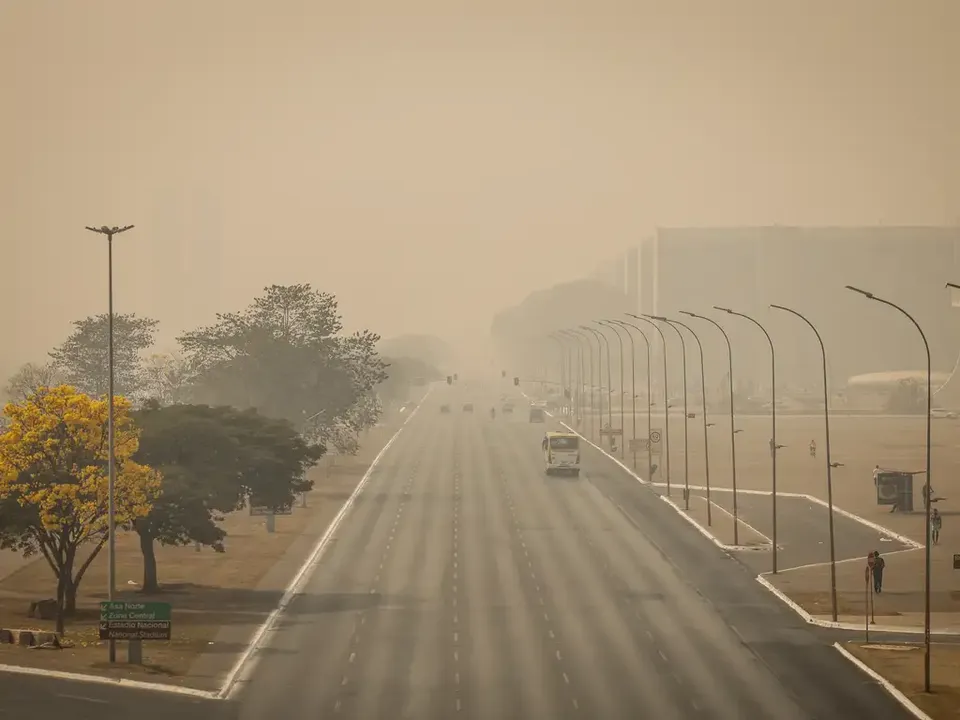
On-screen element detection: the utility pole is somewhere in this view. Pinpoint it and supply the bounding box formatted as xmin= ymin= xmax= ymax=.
xmin=85 ymin=224 xmax=134 ymax=664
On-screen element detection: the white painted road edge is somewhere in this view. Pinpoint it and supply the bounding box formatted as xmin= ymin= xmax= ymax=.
xmin=0 ymin=387 xmax=432 ymax=700
xmin=219 ymin=385 xmax=431 ymax=699
xmin=833 ymin=643 xmax=934 ymax=720
xmin=546 ymin=398 xmax=947 ymax=720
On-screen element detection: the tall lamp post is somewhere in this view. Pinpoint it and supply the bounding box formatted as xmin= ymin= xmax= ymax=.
xmin=668 ymin=317 xmax=713 ymax=526
xmin=850 ymin=286 xmax=933 ymax=691
xmin=681 ymin=311 xmax=740 ymax=546
xmin=716 ymin=306 xmax=780 ymax=574
xmin=560 ymin=330 xmax=586 ymax=427
xmin=615 ymin=320 xmax=653 ymax=480
xmin=599 ymin=320 xmax=627 ymax=460
xmin=648 ymin=315 xmax=691 ymax=510
xmin=85 ymin=224 xmax=134 ymax=665
xmin=580 ymin=325 xmax=604 ymax=443
xmin=606 ymin=320 xmax=637 ymax=466
xmin=565 ymin=329 xmax=591 ymax=435
xmin=590 ymin=322 xmax=615 ymax=445
xmin=548 ymin=334 xmax=566 ymax=413
xmin=628 ymin=314 xmax=671 ymax=494
xmin=770 ymin=303 xmax=838 ymax=623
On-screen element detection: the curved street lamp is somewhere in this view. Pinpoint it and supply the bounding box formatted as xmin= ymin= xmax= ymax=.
xmin=716 ymin=306 xmax=780 ymax=574
xmin=559 ymin=329 xmax=586 ymax=428
xmin=580 ymin=325 xmax=605 ymax=444
xmin=681 ymin=310 xmax=740 ymax=546
xmin=628 ymin=313 xmax=672 ymax=494
xmin=614 ymin=319 xmax=654 ymax=481
xmin=849 ymin=285 xmax=933 ymax=691
xmin=599 ymin=320 xmax=627 ymax=459
xmin=648 ymin=315 xmax=691 ymax=510
xmin=770 ymin=303 xmax=838 ymax=623
xmin=590 ymin=321 xmax=615 ymax=448
xmin=666 ymin=317 xmax=713 ymax=526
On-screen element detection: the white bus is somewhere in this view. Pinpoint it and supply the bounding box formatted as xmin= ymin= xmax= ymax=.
xmin=542 ymin=431 xmax=580 ymax=476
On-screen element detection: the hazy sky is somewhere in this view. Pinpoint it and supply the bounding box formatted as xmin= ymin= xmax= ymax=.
xmin=2 ymin=1 xmax=957 ymax=378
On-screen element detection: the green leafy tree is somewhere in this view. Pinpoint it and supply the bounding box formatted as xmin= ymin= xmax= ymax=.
xmin=132 ymin=401 xmax=324 ymax=591
xmin=178 ymin=284 xmax=388 ymax=431
xmin=49 ymin=313 xmax=159 ymax=398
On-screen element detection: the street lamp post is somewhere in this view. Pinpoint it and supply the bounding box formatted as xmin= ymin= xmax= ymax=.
xmin=566 ymin=329 xmax=590 ymax=432
xmin=850 ymin=286 xmax=934 ymax=691
xmin=607 ymin=320 xmax=637 ymax=467
xmin=649 ymin=315 xmax=691 ymax=510
xmin=599 ymin=321 xmax=627 ymax=460
xmin=617 ymin=320 xmax=653 ymax=481
xmin=669 ymin=318 xmax=713 ymax=526
xmin=560 ymin=330 xmax=585 ymax=427
xmin=628 ymin=314 xmax=671 ymax=494
xmin=590 ymin=322 xmax=615 ymax=448
xmin=681 ymin=311 xmax=739 ymax=547
xmin=548 ymin=334 xmax=566 ymax=414
xmin=580 ymin=325 xmax=603 ymax=443
xmin=770 ymin=303 xmax=838 ymax=623
xmin=85 ymin=224 xmax=134 ymax=665
xmin=717 ymin=307 xmax=780 ymax=574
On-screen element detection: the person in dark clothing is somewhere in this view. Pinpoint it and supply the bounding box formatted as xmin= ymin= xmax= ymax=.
xmin=873 ymin=551 xmax=885 ymax=594
xmin=932 ymin=509 xmax=942 ymax=545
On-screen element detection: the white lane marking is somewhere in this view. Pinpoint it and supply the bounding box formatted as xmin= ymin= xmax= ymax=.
xmin=696 ymin=495 xmax=773 ymax=544
xmin=220 ymin=387 xmax=435 ymax=701
xmin=833 ymin=643 xmax=933 ymax=720
xmin=56 ymin=694 xmax=108 ymax=704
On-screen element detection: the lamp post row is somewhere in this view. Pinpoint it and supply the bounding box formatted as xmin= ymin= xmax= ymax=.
xmin=546 ymin=285 xmax=947 ymax=694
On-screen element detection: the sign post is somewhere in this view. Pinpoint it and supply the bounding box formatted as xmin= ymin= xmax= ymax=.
xmin=250 ymin=504 xmax=293 ymax=533
xmin=649 ymin=429 xmax=663 ymax=456
xmin=100 ymin=601 xmax=172 ymax=664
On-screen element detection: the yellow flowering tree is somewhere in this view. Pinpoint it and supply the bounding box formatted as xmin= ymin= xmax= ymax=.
xmin=0 ymin=385 xmax=161 ymax=633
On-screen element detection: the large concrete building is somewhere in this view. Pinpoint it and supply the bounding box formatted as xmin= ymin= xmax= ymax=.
xmin=594 ymin=227 xmax=960 ymax=404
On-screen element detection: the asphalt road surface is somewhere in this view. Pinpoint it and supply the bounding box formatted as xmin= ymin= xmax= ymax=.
xmin=228 ymin=390 xmax=915 ymax=720
xmin=683 ymin=490 xmax=916 ymax=573
xmin=0 ymin=673 xmax=229 ymax=720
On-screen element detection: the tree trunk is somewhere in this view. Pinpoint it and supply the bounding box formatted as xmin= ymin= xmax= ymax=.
xmin=64 ymin=576 xmax=78 ymax=616
xmin=55 ymin=568 xmax=67 ymax=635
xmin=139 ymin=526 xmax=160 ymax=593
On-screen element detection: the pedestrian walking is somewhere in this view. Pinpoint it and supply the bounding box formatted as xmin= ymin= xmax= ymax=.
xmin=872 ymin=551 xmax=885 ymax=594
xmin=932 ymin=508 xmax=942 ymax=545
xmin=809 ymin=439 xmax=817 ymax=458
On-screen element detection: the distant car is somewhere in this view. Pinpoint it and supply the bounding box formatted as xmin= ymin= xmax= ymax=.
xmin=529 ymin=407 xmax=545 ymax=423
xmin=440 ymin=404 xmax=451 ymax=414
xmin=463 ymin=403 xmax=474 ymax=412
xmin=932 ymin=408 xmax=958 ymax=419
xmin=502 ymin=402 xmax=514 ymax=414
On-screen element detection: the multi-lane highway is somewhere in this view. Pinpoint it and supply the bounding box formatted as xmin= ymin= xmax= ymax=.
xmin=229 ymin=387 xmax=914 ymax=719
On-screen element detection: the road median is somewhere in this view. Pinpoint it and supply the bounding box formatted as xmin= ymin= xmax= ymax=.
xmin=0 ymin=408 xmax=416 ymax=692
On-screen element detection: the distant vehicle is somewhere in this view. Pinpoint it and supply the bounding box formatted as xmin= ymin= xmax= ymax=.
xmin=542 ymin=431 xmax=580 ymax=475
xmin=529 ymin=407 xmax=545 ymax=423
xmin=502 ymin=402 xmax=514 ymax=413
xmin=463 ymin=403 xmax=474 ymax=413
xmin=932 ymin=408 xmax=958 ymax=419
xmin=440 ymin=404 xmax=451 ymax=414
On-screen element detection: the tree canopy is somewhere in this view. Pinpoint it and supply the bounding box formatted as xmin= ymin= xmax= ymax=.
xmin=0 ymin=386 xmax=161 ymax=630
xmin=132 ymin=401 xmax=323 ymax=590
xmin=178 ymin=284 xmax=388 ymax=434
xmin=49 ymin=313 xmax=159 ymax=398
xmin=4 ymin=362 xmax=63 ymax=402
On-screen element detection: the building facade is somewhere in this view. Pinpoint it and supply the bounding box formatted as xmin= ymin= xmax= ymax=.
xmin=595 ymin=227 xmax=960 ymax=402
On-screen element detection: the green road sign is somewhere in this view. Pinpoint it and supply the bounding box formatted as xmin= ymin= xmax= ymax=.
xmin=99 ymin=601 xmax=172 ymax=641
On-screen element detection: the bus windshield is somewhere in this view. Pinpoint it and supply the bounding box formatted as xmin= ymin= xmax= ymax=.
xmin=549 ymin=436 xmax=579 ymax=451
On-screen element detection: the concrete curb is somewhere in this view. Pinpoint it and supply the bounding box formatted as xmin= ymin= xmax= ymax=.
xmin=542 ymin=402 xmax=953 ymax=636
xmin=833 ymin=643 xmax=933 ymax=720
xmin=0 ymin=387 xmax=434 ymax=700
